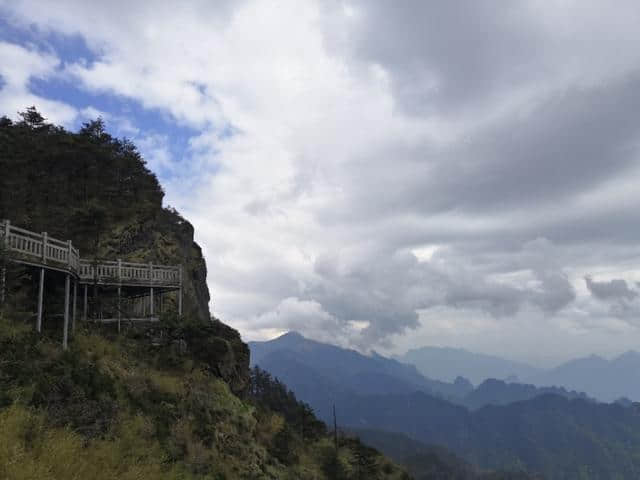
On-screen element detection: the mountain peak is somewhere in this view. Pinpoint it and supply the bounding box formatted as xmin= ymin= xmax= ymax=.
xmin=277 ymin=331 xmax=305 ymax=341
xmin=616 ymin=350 xmax=640 ymax=360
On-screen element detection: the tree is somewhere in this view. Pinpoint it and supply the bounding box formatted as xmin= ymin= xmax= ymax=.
xmin=18 ymin=106 xmax=47 ymax=129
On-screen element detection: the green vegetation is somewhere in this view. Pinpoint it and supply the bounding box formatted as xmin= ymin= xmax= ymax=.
xmin=0 ymin=108 xmax=409 ymax=479
xmin=0 ymin=107 xmax=211 ymax=322
xmin=0 ymin=310 xmax=409 ymax=479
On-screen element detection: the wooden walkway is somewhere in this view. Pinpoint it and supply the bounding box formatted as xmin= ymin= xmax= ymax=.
xmin=1 ymin=219 xmax=183 ymax=348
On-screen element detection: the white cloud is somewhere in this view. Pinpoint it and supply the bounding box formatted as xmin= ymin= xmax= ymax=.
xmin=0 ymin=41 xmax=76 ymax=125
xmin=4 ymin=1 xmax=640 ymax=362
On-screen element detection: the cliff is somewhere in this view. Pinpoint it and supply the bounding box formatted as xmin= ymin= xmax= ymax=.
xmin=0 ymin=108 xmax=408 ymax=479
xmin=0 ymin=108 xmax=249 ymax=393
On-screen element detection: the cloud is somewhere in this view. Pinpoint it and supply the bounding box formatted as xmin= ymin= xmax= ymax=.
xmin=3 ymin=0 xmax=640 ymax=359
xmin=0 ymin=41 xmax=77 ymax=125
xmin=585 ymin=277 xmax=638 ymax=301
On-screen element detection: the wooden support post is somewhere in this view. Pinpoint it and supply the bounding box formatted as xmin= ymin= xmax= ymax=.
xmin=63 ymin=274 xmax=70 ymax=350
xmin=67 ymin=240 xmax=73 ymax=268
xmin=83 ymin=284 xmax=87 ymax=321
xmin=0 ymin=220 xmax=6 ymax=307
xmin=148 ymin=262 xmax=153 ymax=317
xmin=117 ymin=285 xmax=122 ymax=333
xmin=36 ymin=268 xmax=44 ymax=332
xmin=178 ymin=265 xmax=183 ymax=317
xmin=93 ymin=284 xmax=98 ymax=323
xmin=0 ymin=266 xmax=5 ymax=307
xmin=72 ymin=279 xmax=77 ymax=333
xmin=42 ymin=232 xmax=47 ymax=264
xmin=118 ymin=259 xmax=122 ymax=332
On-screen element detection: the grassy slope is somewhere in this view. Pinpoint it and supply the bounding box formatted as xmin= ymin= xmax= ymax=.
xmin=0 ymin=313 xmax=409 ymax=480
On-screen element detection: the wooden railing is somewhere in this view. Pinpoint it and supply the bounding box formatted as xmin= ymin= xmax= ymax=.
xmin=79 ymin=259 xmax=181 ymax=286
xmin=1 ymin=219 xmax=181 ymax=288
xmin=1 ymin=219 xmax=80 ymax=272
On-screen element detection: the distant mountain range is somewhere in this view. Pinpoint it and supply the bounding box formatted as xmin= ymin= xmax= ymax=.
xmin=397 ymin=346 xmax=542 ymax=385
xmin=528 ymin=351 xmax=640 ymax=402
xmin=249 ymin=332 xmax=640 ymax=478
xmin=250 ymin=332 xmax=592 ymax=410
xmin=250 ymin=331 xmax=473 ymax=404
xmin=397 ymin=344 xmax=640 ymax=402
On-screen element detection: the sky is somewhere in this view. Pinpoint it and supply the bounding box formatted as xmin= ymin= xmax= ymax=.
xmin=2 ymin=1 xmax=640 ymax=366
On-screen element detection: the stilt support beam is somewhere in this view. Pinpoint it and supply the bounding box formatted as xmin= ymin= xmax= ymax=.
xmin=63 ymin=274 xmax=70 ymax=350
xmin=117 ymin=285 xmax=121 ymax=333
xmin=72 ymin=279 xmax=77 ymax=333
xmin=0 ymin=267 xmax=5 ymax=307
xmin=37 ymin=268 xmax=44 ymax=332
xmin=83 ymin=284 xmax=87 ymax=321
xmin=178 ymin=265 xmax=183 ymax=317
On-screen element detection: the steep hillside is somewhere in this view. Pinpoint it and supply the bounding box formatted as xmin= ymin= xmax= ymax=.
xmin=0 ymin=108 xmax=245 ymax=390
xmin=0 ymin=314 xmax=410 ymax=479
xmin=0 ymin=109 xmax=409 ymax=480
xmin=0 ymin=108 xmax=209 ymax=322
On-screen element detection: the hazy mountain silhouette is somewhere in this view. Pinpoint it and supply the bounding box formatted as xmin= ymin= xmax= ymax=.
xmin=250 ymin=332 xmax=591 ymax=412
xmin=250 ymin=332 xmax=640 ymax=477
xmin=398 ymin=346 xmax=541 ymax=385
xmin=528 ymin=351 xmax=640 ymax=402
xmin=250 ymin=331 xmax=473 ymax=400
xmin=462 ymin=378 xmax=591 ymax=410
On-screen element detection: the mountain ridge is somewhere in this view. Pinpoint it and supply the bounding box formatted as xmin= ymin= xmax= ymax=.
xmin=397 ymin=345 xmax=541 ymax=385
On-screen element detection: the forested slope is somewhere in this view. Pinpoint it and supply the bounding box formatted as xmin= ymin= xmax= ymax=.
xmin=0 ymin=108 xmax=410 ymax=480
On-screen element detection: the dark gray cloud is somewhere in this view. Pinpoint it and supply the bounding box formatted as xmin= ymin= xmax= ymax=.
xmin=6 ymin=0 xmax=640 ymax=358
xmin=585 ymin=276 xmax=638 ymax=301
xmin=325 ymin=72 xmax=640 ymax=232
xmin=302 ymin=240 xmax=575 ymax=347
xmin=323 ymin=1 xmax=542 ymax=115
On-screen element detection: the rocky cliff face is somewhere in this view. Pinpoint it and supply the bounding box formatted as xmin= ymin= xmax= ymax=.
xmin=99 ymin=212 xmax=250 ymax=394
xmin=0 ymin=110 xmax=249 ymax=393
xmin=93 ymin=208 xmax=211 ymax=322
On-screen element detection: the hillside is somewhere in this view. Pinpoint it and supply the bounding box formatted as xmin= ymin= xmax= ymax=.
xmin=351 ymin=430 xmax=538 ymax=480
xmin=339 ymin=392 xmax=640 ymax=479
xmin=0 ymin=109 xmax=409 ymax=480
xmin=0 ymin=314 xmax=411 ymax=479
xmin=251 ymin=331 xmax=640 ymax=479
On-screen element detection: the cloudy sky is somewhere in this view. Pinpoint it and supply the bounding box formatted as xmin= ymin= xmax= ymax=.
xmin=3 ymin=1 xmax=640 ymax=365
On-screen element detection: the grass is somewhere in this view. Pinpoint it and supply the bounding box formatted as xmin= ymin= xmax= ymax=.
xmin=0 ymin=314 xmax=410 ymax=479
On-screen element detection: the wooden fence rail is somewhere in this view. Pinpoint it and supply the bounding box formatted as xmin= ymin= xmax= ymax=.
xmin=1 ymin=219 xmax=181 ymax=288
xmin=79 ymin=260 xmax=181 ymax=286
xmin=1 ymin=219 xmax=80 ymax=272
xmin=1 ymin=219 xmax=184 ymax=350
